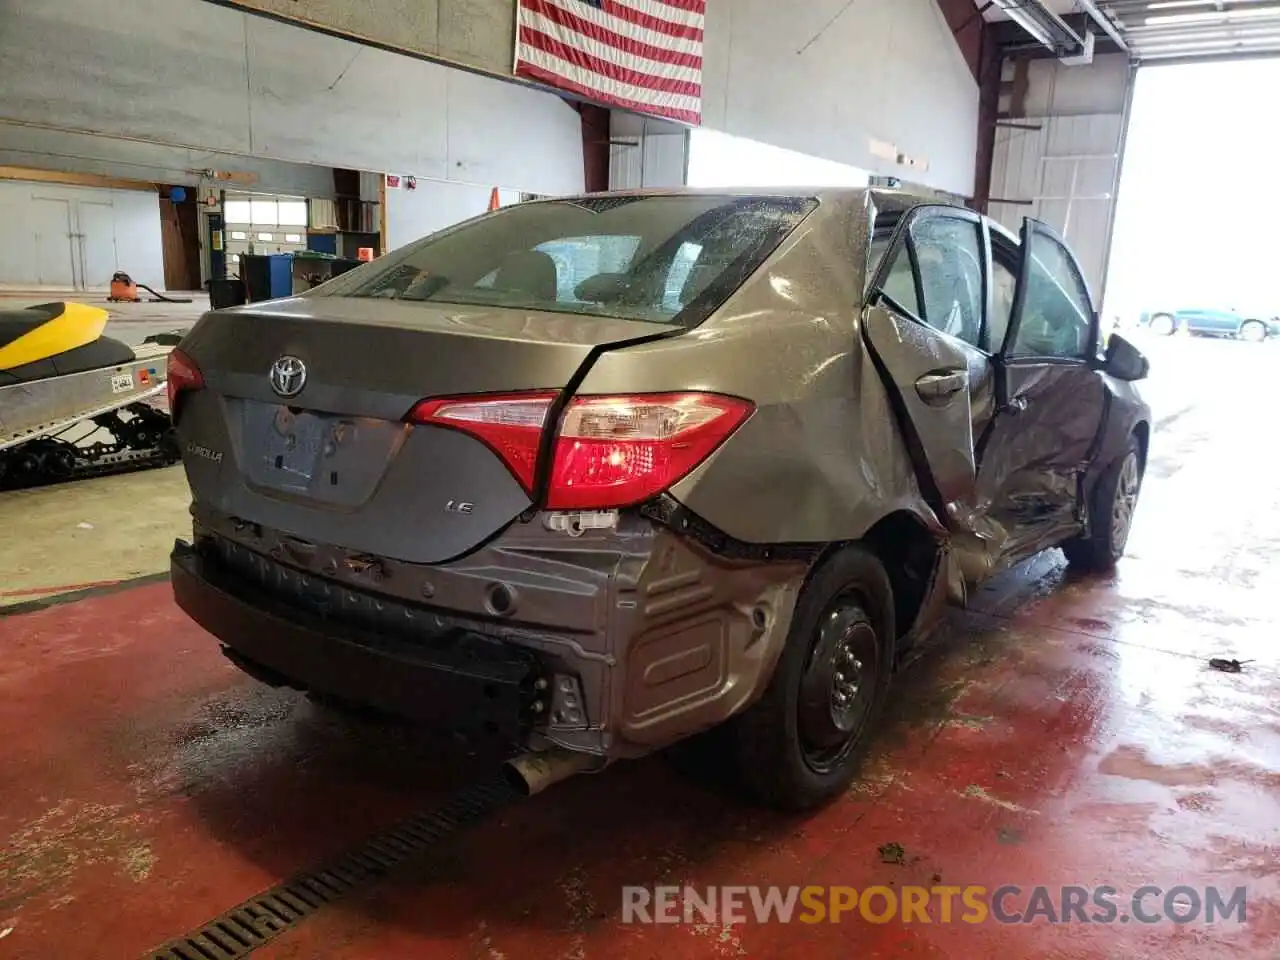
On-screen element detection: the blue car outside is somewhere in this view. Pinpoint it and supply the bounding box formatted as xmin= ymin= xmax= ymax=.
xmin=1137 ymin=307 xmax=1280 ymax=341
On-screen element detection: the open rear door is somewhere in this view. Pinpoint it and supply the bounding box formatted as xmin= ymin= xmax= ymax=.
xmin=861 ymin=205 xmax=989 ymax=531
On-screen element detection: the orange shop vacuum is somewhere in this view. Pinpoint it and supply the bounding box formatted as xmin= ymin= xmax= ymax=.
xmin=108 ymin=271 xmax=192 ymax=304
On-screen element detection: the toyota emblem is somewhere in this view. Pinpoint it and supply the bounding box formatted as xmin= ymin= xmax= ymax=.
xmin=269 ymin=355 xmax=307 ymax=398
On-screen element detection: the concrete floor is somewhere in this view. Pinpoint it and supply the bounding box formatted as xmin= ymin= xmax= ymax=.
xmin=0 ymin=332 xmax=1277 ymax=958
xmin=0 ymin=290 xmax=207 ymax=346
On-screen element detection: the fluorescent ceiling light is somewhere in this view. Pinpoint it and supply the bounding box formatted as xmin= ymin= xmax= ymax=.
xmin=1146 ymin=7 xmax=1280 ymax=24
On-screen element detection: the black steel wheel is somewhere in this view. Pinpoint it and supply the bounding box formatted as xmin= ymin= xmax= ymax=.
xmin=796 ymin=597 xmax=882 ymax=775
xmin=729 ymin=545 xmax=895 ymax=811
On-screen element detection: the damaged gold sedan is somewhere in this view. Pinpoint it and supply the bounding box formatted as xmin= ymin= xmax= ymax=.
xmin=166 ymin=188 xmax=1151 ymax=810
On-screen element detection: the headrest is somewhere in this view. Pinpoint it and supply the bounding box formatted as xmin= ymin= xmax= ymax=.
xmin=493 ymin=250 xmax=559 ymax=301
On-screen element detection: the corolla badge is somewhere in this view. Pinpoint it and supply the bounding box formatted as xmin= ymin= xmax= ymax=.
xmin=269 ymin=355 xmax=307 ymax=398
xmin=186 ymin=442 xmax=223 ymax=464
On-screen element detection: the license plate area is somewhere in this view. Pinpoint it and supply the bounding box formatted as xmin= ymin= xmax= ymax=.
xmin=237 ymin=400 xmax=407 ymax=506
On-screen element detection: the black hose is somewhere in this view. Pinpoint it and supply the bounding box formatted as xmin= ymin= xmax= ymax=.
xmin=137 ymin=283 xmax=192 ymax=304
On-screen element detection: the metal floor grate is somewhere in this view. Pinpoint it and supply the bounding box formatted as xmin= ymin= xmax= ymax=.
xmin=146 ymin=773 xmax=522 ymax=959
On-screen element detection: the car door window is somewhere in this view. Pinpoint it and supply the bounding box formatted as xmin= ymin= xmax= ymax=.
xmin=1009 ymin=232 xmax=1093 ymax=359
xmin=909 ymin=217 xmax=985 ymax=349
xmin=871 ymin=239 xmax=921 ymax=317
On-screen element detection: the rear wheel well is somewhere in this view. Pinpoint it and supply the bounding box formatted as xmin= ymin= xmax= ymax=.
xmin=859 ymin=511 xmax=941 ymax=641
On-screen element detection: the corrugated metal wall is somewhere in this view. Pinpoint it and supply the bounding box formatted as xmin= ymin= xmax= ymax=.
xmin=988 ymin=55 xmax=1135 ymax=308
xmin=989 ymin=113 xmax=1125 ymax=303
xmin=608 ymin=114 xmax=688 ymax=191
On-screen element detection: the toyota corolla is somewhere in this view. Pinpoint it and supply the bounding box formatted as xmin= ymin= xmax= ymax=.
xmin=167 ymin=189 xmax=1152 ymax=810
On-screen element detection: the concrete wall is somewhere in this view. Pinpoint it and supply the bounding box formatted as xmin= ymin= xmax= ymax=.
xmin=0 ymin=123 xmax=336 ymax=197
xmin=210 ymin=0 xmax=980 ymax=196
xmin=216 ymin=0 xmax=516 ymax=77
xmin=699 ymin=0 xmax=977 ymax=196
xmin=0 ymin=0 xmax=584 ymax=197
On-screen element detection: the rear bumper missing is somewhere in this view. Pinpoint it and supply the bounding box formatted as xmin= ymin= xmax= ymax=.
xmin=170 ymin=539 xmax=541 ymax=741
xmin=171 ymin=508 xmax=809 ymax=760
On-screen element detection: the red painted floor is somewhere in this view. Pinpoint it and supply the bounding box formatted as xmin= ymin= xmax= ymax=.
xmin=2 ymin=344 xmax=1279 ymax=959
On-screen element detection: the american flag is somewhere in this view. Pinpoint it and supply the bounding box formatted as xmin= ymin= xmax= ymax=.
xmin=514 ymin=0 xmax=705 ymax=125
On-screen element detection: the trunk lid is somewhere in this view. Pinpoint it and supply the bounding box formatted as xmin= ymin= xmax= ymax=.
xmin=176 ymin=297 xmax=669 ymax=564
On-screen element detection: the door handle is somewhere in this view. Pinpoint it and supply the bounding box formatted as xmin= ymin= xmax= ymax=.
xmin=915 ymin=371 xmax=966 ymax=403
xmin=1000 ymin=396 xmax=1028 ymax=415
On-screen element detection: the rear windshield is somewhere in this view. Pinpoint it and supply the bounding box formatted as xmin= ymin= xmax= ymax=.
xmin=312 ymin=195 xmax=817 ymax=328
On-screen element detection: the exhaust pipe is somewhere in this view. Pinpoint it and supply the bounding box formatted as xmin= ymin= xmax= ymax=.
xmin=504 ymin=748 xmax=602 ymax=796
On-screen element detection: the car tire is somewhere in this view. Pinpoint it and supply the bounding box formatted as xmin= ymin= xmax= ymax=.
xmin=1239 ymin=320 xmax=1268 ymax=343
xmin=728 ymin=545 xmax=896 ymax=812
xmin=1062 ymin=437 xmax=1143 ymax=573
xmin=1149 ymin=313 xmax=1176 ymax=336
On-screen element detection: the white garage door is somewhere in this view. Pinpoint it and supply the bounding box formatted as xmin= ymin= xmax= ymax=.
xmin=0 ymin=180 xmax=164 ymax=290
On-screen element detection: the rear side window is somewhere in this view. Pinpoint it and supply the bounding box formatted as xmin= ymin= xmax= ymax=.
xmin=869 ymin=214 xmax=986 ymax=350
xmin=316 ymin=195 xmax=817 ymax=328
xmin=911 ymin=217 xmax=984 ymax=347
xmin=870 ymin=241 xmax=920 ymax=317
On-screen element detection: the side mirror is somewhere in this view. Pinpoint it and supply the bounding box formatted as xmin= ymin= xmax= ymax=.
xmin=1103 ymin=333 xmax=1149 ymax=381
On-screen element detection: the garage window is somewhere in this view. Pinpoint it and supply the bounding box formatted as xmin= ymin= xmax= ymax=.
xmin=224 ymin=200 xmax=252 ymax=224
xmin=278 ymin=201 xmax=308 ymax=227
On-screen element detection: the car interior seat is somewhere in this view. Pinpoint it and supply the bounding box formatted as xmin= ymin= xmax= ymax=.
xmin=492 ymin=250 xmax=559 ymax=301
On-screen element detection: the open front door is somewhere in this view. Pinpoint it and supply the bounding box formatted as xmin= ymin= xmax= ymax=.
xmin=862 ymin=205 xmax=992 ymax=531
xmin=977 ymin=215 xmax=1108 ymax=563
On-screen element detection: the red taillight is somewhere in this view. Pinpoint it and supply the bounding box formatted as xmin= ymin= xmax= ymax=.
xmin=407 ymin=391 xmax=754 ymax=509
xmin=408 ymin=392 xmax=557 ymax=492
xmin=166 ymin=347 xmax=204 ymax=421
xmin=548 ymin=394 xmax=753 ymax=509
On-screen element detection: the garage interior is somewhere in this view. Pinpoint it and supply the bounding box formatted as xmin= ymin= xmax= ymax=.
xmin=2 ymin=0 xmax=1278 ymax=957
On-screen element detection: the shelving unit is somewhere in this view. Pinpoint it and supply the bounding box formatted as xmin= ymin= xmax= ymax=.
xmin=304 ymin=170 xmax=382 ymax=258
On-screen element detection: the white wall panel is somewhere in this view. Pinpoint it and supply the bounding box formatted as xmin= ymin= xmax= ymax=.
xmin=383 ymin=179 xmax=493 ymax=251
xmin=0 ymin=181 xmax=163 ymax=290
xmin=0 ymin=0 xmax=584 ymax=199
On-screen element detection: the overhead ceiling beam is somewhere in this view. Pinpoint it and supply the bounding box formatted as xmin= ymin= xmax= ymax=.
xmin=989 ymin=13 xmax=1125 ymax=56
xmin=1073 ymin=0 xmax=1130 ymax=50
xmin=987 ymin=0 xmax=1088 ymax=55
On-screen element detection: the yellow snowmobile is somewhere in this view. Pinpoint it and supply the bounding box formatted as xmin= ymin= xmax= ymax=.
xmin=0 ymin=302 xmax=181 ymax=488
